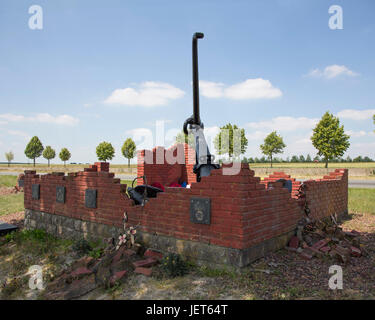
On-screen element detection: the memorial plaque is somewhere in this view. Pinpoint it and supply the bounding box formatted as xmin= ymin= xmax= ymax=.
xmin=56 ymin=186 xmax=66 ymax=203
xmin=85 ymin=189 xmax=97 ymax=208
xmin=32 ymin=184 xmax=40 ymax=200
xmin=18 ymin=179 xmax=24 ymax=188
xmin=190 ymin=197 xmax=211 ymax=225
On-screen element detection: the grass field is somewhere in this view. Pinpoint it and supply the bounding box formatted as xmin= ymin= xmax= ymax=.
xmin=0 ymin=175 xmax=17 ymax=187
xmin=348 ymin=188 xmax=375 ymax=215
xmin=0 ymin=193 xmax=24 ymax=216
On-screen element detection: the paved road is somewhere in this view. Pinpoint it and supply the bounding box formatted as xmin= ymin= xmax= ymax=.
xmin=2 ymin=171 xmax=375 ymax=188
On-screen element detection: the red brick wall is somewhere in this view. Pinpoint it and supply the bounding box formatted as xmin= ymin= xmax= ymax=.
xmin=261 ymin=172 xmax=302 ymax=198
xmin=302 ymin=169 xmax=348 ymax=220
xmin=137 ymin=143 xmax=196 ymax=186
xmin=24 ymin=160 xmax=348 ymax=250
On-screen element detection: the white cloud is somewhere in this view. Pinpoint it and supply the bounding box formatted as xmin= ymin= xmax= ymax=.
xmin=105 ymin=81 xmax=185 ymax=107
xmin=200 ymin=78 xmax=282 ymax=100
xmin=247 ymin=116 xmax=318 ymax=132
xmin=199 ymin=81 xmax=225 ymax=98
xmin=0 ymin=113 xmax=79 ymax=126
xmin=345 ymin=130 xmax=367 ymax=138
xmin=337 ymin=109 xmax=375 ymax=120
xmin=7 ymin=130 xmax=31 ymax=140
xmin=307 ymin=65 xmax=359 ymax=79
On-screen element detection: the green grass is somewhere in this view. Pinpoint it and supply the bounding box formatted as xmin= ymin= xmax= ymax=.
xmin=348 ymin=188 xmax=375 ymax=215
xmin=0 ymin=193 xmax=24 ymax=216
xmin=0 ymin=175 xmax=17 ymax=187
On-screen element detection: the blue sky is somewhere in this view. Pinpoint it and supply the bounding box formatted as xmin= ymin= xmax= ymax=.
xmin=0 ymin=0 xmax=374 ymax=164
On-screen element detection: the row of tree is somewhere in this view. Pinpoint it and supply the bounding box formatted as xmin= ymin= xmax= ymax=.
xmin=177 ymin=111 xmax=372 ymax=168
xmin=4 ymin=137 xmax=136 ymax=167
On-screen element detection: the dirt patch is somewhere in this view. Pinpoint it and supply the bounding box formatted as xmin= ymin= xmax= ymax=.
xmin=0 ymin=211 xmax=24 ymax=229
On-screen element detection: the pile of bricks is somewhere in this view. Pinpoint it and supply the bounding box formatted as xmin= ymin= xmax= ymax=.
xmin=287 ymin=217 xmax=365 ymax=263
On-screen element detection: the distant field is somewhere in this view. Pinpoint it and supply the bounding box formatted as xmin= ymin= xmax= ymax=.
xmin=248 ymin=162 xmax=375 ymax=168
xmin=1 ymin=162 xmax=373 ymax=170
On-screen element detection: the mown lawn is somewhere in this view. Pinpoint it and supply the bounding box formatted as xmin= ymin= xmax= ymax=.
xmin=348 ymin=188 xmax=375 ymax=215
xmin=0 ymin=175 xmax=17 ymax=187
xmin=0 ymin=193 xmax=24 ymax=216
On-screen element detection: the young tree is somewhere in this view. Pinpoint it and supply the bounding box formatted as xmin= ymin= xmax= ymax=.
xmin=306 ymin=154 xmax=312 ymax=162
xmin=175 ymin=131 xmax=195 ymax=148
xmin=311 ymin=112 xmax=350 ymax=168
xmin=5 ymin=151 xmax=14 ymax=167
xmin=299 ymin=155 xmax=306 ymax=163
xmin=260 ymin=131 xmax=286 ymax=168
xmin=291 ymin=155 xmax=299 ymax=163
xmin=214 ymin=123 xmax=248 ymax=160
xmin=121 ymin=138 xmax=136 ymax=168
xmin=96 ymin=141 xmax=115 ymax=162
xmin=59 ymin=148 xmax=71 ymax=167
xmin=24 ymin=136 xmax=44 ymax=167
xmin=42 ymin=146 xmax=56 ymax=167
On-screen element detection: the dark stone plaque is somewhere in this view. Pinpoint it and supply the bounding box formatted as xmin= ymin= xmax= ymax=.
xmin=32 ymin=184 xmax=40 ymax=200
xmin=190 ymin=197 xmax=211 ymax=225
xmin=56 ymin=186 xmax=66 ymax=203
xmin=0 ymin=222 xmax=18 ymax=236
xmin=85 ymin=189 xmax=97 ymax=208
xmin=18 ymin=179 xmax=24 ymax=188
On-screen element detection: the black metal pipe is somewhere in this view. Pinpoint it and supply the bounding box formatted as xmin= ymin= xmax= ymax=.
xmin=192 ymin=32 xmax=204 ymax=125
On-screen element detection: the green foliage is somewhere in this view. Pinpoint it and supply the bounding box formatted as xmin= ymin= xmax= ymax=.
xmin=260 ymin=131 xmax=286 ymax=167
xmin=121 ymin=138 xmax=136 ymax=167
xmin=5 ymin=151 xmax=14 ymax=166
xmin=24 ymin=136 xmax=44 ymax=166
xmin=160 ymin=253 xmax=188 ymax=277
xmin=214 ymin=123 xmax=248 ymax=158
xmin=96 ymin=141 xmax=115 ymax=162
xmin=42 ymin=146 xmax=56 ymax=166
xmin=4 ymin=229 xmax=72 ymax=255
xmin=59 ymin=148 xmax=71 ymax=165
xmin=311 ymin=112 xmax=350 ymax=168
xmin=88 ymin=247 xmax=104 ymax=259
xmin=72 ymin=238 xmax=92 ymax=256
xmin=175 ymin=131 xmax=195 ymax=147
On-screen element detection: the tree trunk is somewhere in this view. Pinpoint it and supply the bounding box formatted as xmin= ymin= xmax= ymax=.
xmin=325 ymin=158 xmax=328 ymax=168
xmin=48 ymin=159 xmax=50 ymax=167
xmin=64 ymin=161 xmax=66 ymax=167
xmin=7 ymin=161 xmax=10 ymax=167
xmin=270 ymin=154 xmax=273 ymax=168
xmin=33 ymin=158 xmax=35 ymax=167
xmin=128 ymin=158 xmax=130 ymax=168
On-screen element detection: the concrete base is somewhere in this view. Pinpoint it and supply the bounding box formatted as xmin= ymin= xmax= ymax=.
xmin=24 ymin=208 xmax=294 ymax=269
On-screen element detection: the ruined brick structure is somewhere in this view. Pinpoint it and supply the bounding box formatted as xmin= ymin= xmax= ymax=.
xmin=23 ymin=144 xmax=348 ymax=268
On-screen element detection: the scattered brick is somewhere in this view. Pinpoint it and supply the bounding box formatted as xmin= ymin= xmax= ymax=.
xmin=71 ymin=267 xmax=93 ymax=278
xmin=350 ymin=246 xmax=361 ymax=257
xmin=320 ymin=246 xmax=331 ymax=253
xmin=288 ymin=236 xmax=299 ymax=249
xmin=135 ymin=267 xmax=152 ymax=277
xmin=110 ymin=270 xmax=128 ymax=286
xmin=133 ymin=258 xmax=158 ymax=268
xmin=312 ymin=239 xmax=329 ymax=250
xmin=144 ymin=249 xmax=163 ymax=261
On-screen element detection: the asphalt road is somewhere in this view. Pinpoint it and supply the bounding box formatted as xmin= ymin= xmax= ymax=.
xmin=1 ymin=171 xmax=375 ymax=189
